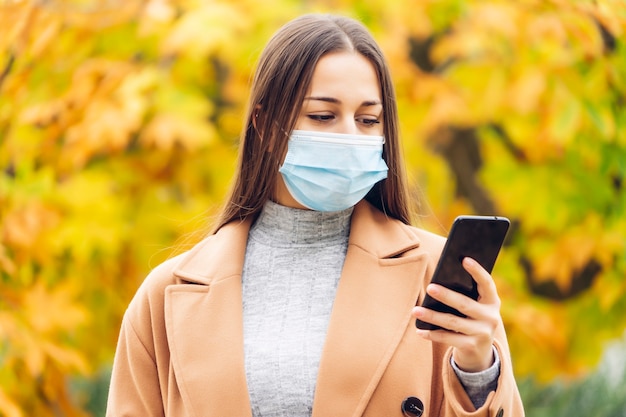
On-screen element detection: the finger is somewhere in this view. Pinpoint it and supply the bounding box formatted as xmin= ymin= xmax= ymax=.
xmin=416 ymin=327 xmax=495 ymax=372
xmin=423 ymin=283 xmax=479 ymax=318
xmin=416 ymin=325 xmax=476 ymax=345
xmin=414 ymin=284 xmax=500 ymax=332
xmin=413 ymin=303 xmax=478 ymax=335
xmin=414 ymin=307 xmax=495 ymax=356
xmin=462 ymin=257 xmax=500 ymax=305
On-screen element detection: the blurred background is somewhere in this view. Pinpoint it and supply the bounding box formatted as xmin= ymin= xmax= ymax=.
xmin=1 ymin=0 xmax=625 ymax=415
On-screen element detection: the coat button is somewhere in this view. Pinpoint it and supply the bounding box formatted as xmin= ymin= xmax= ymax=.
xmin=496 ymin=408 xmax=504 ymax=417
xmin=401 ymin=396 xmax=424 ymax=417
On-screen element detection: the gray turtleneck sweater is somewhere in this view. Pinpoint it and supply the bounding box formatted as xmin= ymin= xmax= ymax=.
xmin=241 ymin=201 xmax=498 ymax=417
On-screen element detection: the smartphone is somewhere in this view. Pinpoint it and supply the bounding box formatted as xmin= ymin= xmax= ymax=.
xmin=415 ymin=215 xmax=510 ymax=331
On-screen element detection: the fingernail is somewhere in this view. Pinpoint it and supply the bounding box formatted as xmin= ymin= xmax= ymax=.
xmin=416 ymin=329 xmax=429 ymax=338
xmin=427 ymin=284 xmax=439 ymax=295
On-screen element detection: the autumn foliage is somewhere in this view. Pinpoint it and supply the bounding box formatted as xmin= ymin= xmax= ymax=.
xmin=1 ymin=0 xmax=625 ymax=415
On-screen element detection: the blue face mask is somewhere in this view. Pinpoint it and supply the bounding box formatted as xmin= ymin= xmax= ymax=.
xmin=278 ymin=130 xmax=389 ymax=212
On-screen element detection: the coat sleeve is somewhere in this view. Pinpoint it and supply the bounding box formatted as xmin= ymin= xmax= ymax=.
xmin=106 ymin=256 xmax=182 ymax=417
xmin=440 ymin=327 xmax=525 ymax=417
xmin=106 ymin=314 xmax=165 ymax=417
xmin=412 ymin=227 xmax=525 ymax=416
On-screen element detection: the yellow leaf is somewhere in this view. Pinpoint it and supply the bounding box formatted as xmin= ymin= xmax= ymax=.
xmin=423 ymin=85 xmax=471 ymax=131
xmin=0 ymin=387 xmax=23 ymax=417
xmin=19 ymin=99 xmax=67 ymax=128
xmin=140 ymin=112 xmax=217 ymax=150
xmin=68 ymin=59 xmax=133 ymax=110
xmin=534 ymin=249 xmax=572 ymax=292
xmin=526 ymin=13 xmax=569 ymax=52
xmin=590 ymin=0 xmax=625 ymax=38
xmin=596 ymin=229 xmax=625 ymax=267
xmin=23 ymin=282 xmax=89 ymax=335
xmin=535 ymin=234 xmax=595 ymax=293
xmin=59 ymin=1 xmax=141 ymax=29
xmin=597 ymin=274 xmax=626 ymax=311
xmin=508 ymin=69 xmax=546 ymax=115
xmin=469 ymin=3 xmax=520 ymax=39
xmin=143 ymin=0 xmax=177 ymax=24
xmin=28 ymin=11 xmax=61 ymax=58
xmin=64 ymin=97 xmax=136 ymax=158
xmin=2 ymin=2 xmax=37 ymax=53
xmin=1 ymin=203 xmax=60 ymax=252
xmin=510 ymin=304 xmax=568 ymax=353
xmin=0 ymin=244 xmax=17 ymax=276
xmin=393 ymin=0 xmax=433 ymax=39
xmin=545 ymin=80 xmax=583 ymax=145
xmin=42 ymin=341 xmax=89 ymax=374
xmin=564 ymin=11 xmax=605 ymax=60
xmin=431 ymin=31 xmax=483 ymax=63
xmin=162 ymin=3 xmax=247 ymax=58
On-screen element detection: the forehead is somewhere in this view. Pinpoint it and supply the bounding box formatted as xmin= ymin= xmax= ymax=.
xmin=305 ymin=51 xmax=382 ymax=101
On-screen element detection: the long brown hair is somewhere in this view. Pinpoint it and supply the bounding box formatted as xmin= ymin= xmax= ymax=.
xmin=212 ymin=14 xmax=412 ymax=233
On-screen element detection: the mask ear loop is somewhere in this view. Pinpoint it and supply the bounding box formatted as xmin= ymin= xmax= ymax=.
xmin=274 ymin=127 xmax=293 ymax=168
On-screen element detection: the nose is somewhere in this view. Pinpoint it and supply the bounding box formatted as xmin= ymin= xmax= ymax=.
xmin=335 ymin=118 xmax=360 ymax=135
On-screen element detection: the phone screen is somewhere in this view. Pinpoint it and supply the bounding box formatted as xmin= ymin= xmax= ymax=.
xmin=415 ymin=215 xmax=510 ymax=331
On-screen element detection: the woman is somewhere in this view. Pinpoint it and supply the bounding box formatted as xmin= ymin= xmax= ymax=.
xmin=106 ymin=14 xmax=524 ymax=417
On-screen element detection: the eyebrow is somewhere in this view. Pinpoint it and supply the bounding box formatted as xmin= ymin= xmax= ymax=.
xmin=304 ymin=96 xmax=382 ymax=107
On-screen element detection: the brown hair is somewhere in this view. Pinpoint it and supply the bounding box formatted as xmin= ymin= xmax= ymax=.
xmin=211 ymin=14 xmax=412 ymax=233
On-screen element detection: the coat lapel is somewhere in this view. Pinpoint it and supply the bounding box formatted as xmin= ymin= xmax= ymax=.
xmin=165 ymin=218 xmax=254 ymax=417
xmin=312 ymin=202 xmax=429 ymax=417
xmin=162 ymin=201 xmax=431 ymax=417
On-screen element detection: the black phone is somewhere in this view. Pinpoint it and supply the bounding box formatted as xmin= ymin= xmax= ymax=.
xmin=415 ymin=215 xmax=510 ymax=331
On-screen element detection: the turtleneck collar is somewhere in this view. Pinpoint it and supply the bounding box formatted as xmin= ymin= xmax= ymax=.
xmin=248 ymin=200 xmax=353 ymax=247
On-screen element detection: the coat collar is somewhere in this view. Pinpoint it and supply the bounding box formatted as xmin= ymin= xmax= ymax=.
xmin=171 ymin=217 xmax=252 ymax=286
xmin=167 ymin=201 xmax=428 ymax=416
xmin=173 ymin=200 xmax=422 ymax=284
xmin=348 ymin=200 xmax=421 ymax=258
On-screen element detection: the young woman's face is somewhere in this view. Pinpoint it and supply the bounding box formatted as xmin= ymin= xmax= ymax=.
xmin=274 ymin=51 xmax=384 ymax=209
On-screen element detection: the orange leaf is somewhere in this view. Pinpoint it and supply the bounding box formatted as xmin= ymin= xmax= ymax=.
xmin=0 ymin=387 xmax=23 ymax=417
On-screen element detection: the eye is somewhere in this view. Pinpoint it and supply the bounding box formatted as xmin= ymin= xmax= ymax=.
xmin=307 ymin=114 xmax=335 ymax=123
xmin=357 ymin=116 xmax=381 ymax=127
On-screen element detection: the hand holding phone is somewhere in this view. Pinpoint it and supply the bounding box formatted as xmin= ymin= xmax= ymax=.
xmin=415 ymin=215 xmax=510 ymax=331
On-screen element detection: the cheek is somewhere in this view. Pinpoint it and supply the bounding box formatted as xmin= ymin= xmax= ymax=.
xmin=293 ymin=115 xmax=313 ymax=131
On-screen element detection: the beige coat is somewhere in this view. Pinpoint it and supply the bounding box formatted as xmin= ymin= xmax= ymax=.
xmin=106 ymin=201 xmax=524 ymax=417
